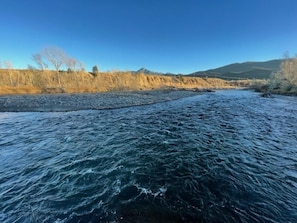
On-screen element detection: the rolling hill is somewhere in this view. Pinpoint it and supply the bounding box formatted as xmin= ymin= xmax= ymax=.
xmin=134 ymin=59 xmax=283 ymax=80
xmin=187 ymin=59 xmax=282 ymax=80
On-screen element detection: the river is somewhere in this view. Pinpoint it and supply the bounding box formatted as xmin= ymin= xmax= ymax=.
xmin=0 ymin=90 xmax=297 ymax=222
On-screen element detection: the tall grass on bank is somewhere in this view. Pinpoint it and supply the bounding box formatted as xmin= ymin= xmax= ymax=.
xmin=0 ymin=69 xmax=237 ymax=94
xmin=268 ymin=56 xmax=297 ymax=95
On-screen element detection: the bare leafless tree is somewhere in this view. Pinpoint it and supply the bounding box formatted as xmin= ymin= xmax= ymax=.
xmin=4 ymin=61 xmax=12 ymax=69
xmin=40 ymin=46 xmax=69 ymax=88
xmin=65 ymin=57 xmax=78 ymax=72
xmin=78 ymin=61 xmax=86 ymax=72
xmin=32 ymin=53 xmax=47 ymax=70
xmin=4 ymin=61 xmax=14 ymax=86
xmin=65 ymin=57 xmax=81 ymax=88
xmin=41 ymin=46 xmax=67 ymax=72
xmin=27 ymin=64 xmax=37 ymax=70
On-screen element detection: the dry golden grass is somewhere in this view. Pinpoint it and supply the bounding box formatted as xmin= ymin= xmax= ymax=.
xmin=0 ymin=86 xmax=41 ymax=94
xmin=0 ymin=69 xmax=235 ymax=95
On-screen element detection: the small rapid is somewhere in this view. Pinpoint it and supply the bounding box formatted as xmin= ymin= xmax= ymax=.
xmin=0 ymin=90 xmax=297 ymax=222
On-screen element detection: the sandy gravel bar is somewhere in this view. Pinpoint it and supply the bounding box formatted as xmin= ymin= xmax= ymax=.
xmin=0 ymin=90 xmax=203 ymax=112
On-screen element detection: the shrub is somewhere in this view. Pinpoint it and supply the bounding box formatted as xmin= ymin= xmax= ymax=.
xmin=92 ymin=66 xmax=99 ymax=76
xmin=269 ymin=56 xmax=297 ymax=94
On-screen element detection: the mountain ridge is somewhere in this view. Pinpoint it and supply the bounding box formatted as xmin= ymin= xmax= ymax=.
xmin=134 ymin=59 xmax=283 ymax=80
xmin=187 ymin=59 xmax=283 ymax=80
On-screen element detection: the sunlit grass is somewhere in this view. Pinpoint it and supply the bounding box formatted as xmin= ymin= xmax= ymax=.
xmin=0 ymin=69 xmax=242 ymax=95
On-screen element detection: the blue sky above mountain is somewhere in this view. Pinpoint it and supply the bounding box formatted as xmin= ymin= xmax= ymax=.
xmin=0 ymin=0 xmax=297 ymax=73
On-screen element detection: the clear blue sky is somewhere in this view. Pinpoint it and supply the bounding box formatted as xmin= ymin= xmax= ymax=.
xmin=0 ymin=0 xmax=297 ymax=74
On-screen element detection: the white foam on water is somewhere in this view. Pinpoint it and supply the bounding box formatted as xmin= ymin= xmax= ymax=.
xmin=85 ymin=168 xmax=94 ymax=174
xmin=135 ymin=184 xmax=167 ymax=197
xmin=53 ymin=218 xmax=66 ymax=223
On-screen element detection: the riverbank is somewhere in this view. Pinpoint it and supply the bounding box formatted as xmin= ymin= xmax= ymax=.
xmin=0 ymin=89 xmax=205 ymax=112
xmin=0 ymin=69 xmax=245 ymax=95
xmin=252 ymin=83 xmax=297 ymax=96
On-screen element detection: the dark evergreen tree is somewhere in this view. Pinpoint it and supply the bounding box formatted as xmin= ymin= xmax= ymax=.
xmin=92 ymin=65 xmax=99 ymax=75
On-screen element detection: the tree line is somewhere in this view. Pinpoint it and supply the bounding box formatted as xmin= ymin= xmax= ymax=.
xmin=31 ymin=46 xmax=86 ymax=72
xmin=0 ymin=46 xmax=102 ymax=73
xmin=0 ymin=46 xmax=101 ymax=88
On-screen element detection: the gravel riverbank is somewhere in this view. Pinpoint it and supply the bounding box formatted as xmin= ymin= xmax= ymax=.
xmin=0 ymin=90 xmax=204 ymax=112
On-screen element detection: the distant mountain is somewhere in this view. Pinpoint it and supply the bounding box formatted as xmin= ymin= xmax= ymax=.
xmin=134 ymin=67 xmax=175 ymax=76
xmin=134 ymin=59 xmax=283 ymax=80
xmin=135 ymin=67 xmax=156 ymax=74
xmin=187 ymin=59 xmax=283 ymax=80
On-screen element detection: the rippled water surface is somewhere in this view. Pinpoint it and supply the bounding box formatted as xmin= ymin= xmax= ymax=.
xmin=1 ymin=90 xmax=297 ymax=223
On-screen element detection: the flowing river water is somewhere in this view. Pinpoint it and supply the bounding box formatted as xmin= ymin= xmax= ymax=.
xmin=0 ymin=90 xmax=297 ymax=223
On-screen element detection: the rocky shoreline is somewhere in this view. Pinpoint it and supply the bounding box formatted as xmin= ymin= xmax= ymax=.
xmin=0 ymin=89 xmax=205 ymax=112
